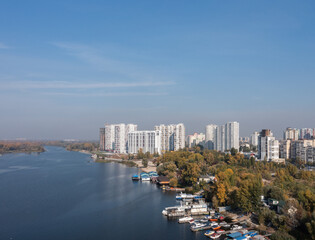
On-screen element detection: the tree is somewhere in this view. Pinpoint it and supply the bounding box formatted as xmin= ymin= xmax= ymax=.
xmin=181 ymin=162 xmax=201 ymax=185
xmin=136 ymin=148 xmax=145 ymax=159
xmin=217 ymin=183 xmax=227 ymax=205
xmin=142 ymin=159 xmax=148 ymax=168
xmin=169 ymin=177 xmax=178 ymax=187
xmin=231 ymin=147 xmax=238 ymax=156
xmin=270 ymin=230 xmax=296 ymax=240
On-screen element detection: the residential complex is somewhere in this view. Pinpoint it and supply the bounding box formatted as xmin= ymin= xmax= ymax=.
xmin=258 ymin=129 xmax=279 ymax=161
xmin=99 ymin=123 xmax=137 ymax=153
xmin=128 ymin=130 xmax=161 ymax=154
xmin=154 ymin=123 xmax=185 ymax=152
xmin=283 ymin=127 xmax=315 ymax=140
xmin=250 ymin=132 xmax=259 ymax=146
xmin=280 ymin=139 xmax=315 ymax=163
xmin=205 ymin=122 xmax=239 ymax=152
xmin=186 ymin=133 xmax=205 ymax=148
xmin=100 ymin=123 xmax=184 ymax=154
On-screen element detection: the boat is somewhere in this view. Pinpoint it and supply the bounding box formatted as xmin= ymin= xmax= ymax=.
xmin=216 ymin=229 xmax=225 ymax=234
xmin=176 ymin=192 xmax=204 ymax=200
xmin=190 ymin=202 xmax=208 ymax=215
xmin=209 ymin=233 xmax=221 ymax=239
xmin=162 ymin=203 xmax=191 ymax=217
xmin=209 ymin=218 xmax=218 ymax=221
xmin=231 ymin=224 xmax=242 ymax=230
xmin=204 ymin=230 xmax=215 ymax=236
xmin=162 ymin=201 xmax=208 ymax=217
xmin=190 ymin=222 xmax=207 ymax=231
xmin=199 ymin=217 xmax=209 ymax=223
xmin=219 ymin=221 xmax=230 ymax=228
xmin=212 ymin=224 xmax=221 ymax=230
xmin=176 ymin=192 xmax=195 ymax=200
xmin=178 ymin=216 xmax=194 ymax=223
xmin=131 ymin=174 xmax=140 ymax=180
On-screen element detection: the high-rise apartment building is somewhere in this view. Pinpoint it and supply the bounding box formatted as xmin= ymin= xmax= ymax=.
xmin=128 ymin=130 xmax=161 ymax=154
xmin=100 ymin=128 xmax=105 ymax=151
xmin=283 ymin=127 xmax=315 ymax=140
xmin=205 ymin=122 xmax=239 ymax=152
xmin=226 ymin=122 xmax=240 ymax=151
xmin=286 ymin=139 xmax=315 ymax=163
xmin=154 ymin=123 xmax=185 ymax=152
xmin=284 ymin=127 xmax=300 ymax=140
xmin=250 ymin=132 xmax=259 ymax=146
xmin=205 ymin=124 xmax=217 ymax=150
xmin=258 ymin=129 xmax=279 ymax=161
xmin=187 ymin=133 xmax=205 ymax=148
xmin=101 ymin=123 xmax=137 ymax=153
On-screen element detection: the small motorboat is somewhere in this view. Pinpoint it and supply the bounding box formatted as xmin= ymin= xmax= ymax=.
xmin=209 ymin=218 xmax=218 ymax=222
xmin=132 ymin=174 xmax=140 ymax=180
xmin=212 ymin=225 xmax=221 ymax=231
xmin=209 ymin=233 xmax=221 ymax=239
xmin=216 ymin=229 xmax=225 ymax=234
xmin=204 ymin=230 xmax=215 ymax=236
xmin=178 ymin=216 xmax=194 ymax=223
xmin=231 ymin=225 xmax=242 ymax=230
xmin=190 ymin=222 xmax=207 ymax=231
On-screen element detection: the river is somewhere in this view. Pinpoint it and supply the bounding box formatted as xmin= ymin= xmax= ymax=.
xmin=0 ymin=146 xmax=206 ymax=240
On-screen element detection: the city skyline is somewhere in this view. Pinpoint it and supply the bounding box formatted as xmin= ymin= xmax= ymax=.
xmin=1 ymin=1 xmax=315 ymax=140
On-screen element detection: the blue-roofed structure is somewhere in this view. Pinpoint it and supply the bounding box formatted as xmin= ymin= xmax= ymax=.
xmin=227 ymin=232 xmax=242 ymax=239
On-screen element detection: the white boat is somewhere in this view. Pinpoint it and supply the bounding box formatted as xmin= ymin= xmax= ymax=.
xmin=162 ymin=203 xmax=191 ymax=217
xmin=141 ymin=176 xmax=150 ymax=181
xmin=209 ymin=233 xmax=221 ymax=239
xmin=176 ymin=192 xmax=195 ymax=200
xmin=190 ymin=222 xmax=207 ymax=231
xmin=178 ymin=216 xmax=194 ymax=223
xmin=204 ymin=230 xmax=215 ymax=236
xmin=231 ymin=225 xmax=243 ymax=230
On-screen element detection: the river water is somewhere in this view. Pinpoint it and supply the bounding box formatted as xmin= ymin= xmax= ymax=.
xmin=0 ymin=146 xmax=206 ymax=240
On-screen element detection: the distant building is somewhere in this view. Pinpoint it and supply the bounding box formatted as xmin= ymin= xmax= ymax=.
xmin=154 ymin=123 xmax=185 ymax=152
xmin=99 ymin=128 xmax=105 ymax=151
xmin=250 ymin=131 xmax=259 ymax=146
xmin=205 ymin=124 xmax=217 ymax=150
xmin=284 ymin=127 xmax=300 ymax=140
xmin=205 ymin=122 xmax=239 ymax=152
xmin=187 ymin=133 xmax=205 ymax=148
xmin=128 ymin=130 xmax=161 ymax=154
xmin=102 ymin=123 xmax=137 ymax=153
xmin=279 ymin=139 xmax=291 ymax=159
xmin=283 ymin=127 xmax=315 ymax=140
xmin=291 ymin=139 xmax=315 ymax=164
xmin=258 ymin=129 xmax=279 ymax=161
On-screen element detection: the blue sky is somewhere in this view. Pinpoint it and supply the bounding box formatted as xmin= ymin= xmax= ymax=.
xmin=1 ymin=0 xmax=315 ymax=140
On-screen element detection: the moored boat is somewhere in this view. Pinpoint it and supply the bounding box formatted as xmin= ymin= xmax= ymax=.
xmin=209 ymin=233 xmax=221 ymax=239
xmin=204 ymin=230 xmax=215 ymax=236
xmin=132 ymin=174 xmax=140 ymax=180
xmin=178 ymin=216 xmax=194 ymax=223
xmin=190 ymin=222 xmax=207 ymax=231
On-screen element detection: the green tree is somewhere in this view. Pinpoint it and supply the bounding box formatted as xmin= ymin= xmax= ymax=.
xmin=142 ymin=159 xmax=148 ymax=168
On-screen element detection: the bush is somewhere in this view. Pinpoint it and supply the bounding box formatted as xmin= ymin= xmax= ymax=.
xmin=142 ymin=159 xmax=148 ymax=168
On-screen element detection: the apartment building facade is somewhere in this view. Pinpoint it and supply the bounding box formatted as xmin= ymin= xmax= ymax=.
xmin=154 ymin=123 xmax=185 ymax=152
xmin=128 ymin=130 xmax=161 ymax=154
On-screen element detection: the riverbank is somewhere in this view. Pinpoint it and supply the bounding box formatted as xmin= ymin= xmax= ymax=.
xmin=0 ymin=141 xmax=45 ymax=155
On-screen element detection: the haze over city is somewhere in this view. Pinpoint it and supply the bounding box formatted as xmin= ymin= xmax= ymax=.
xmin=1 ymin=0 xmax=315 ymax=140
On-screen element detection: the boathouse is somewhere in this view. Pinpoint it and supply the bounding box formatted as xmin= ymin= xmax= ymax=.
xmin=156 ymin=176 xmax=170 ymax=185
